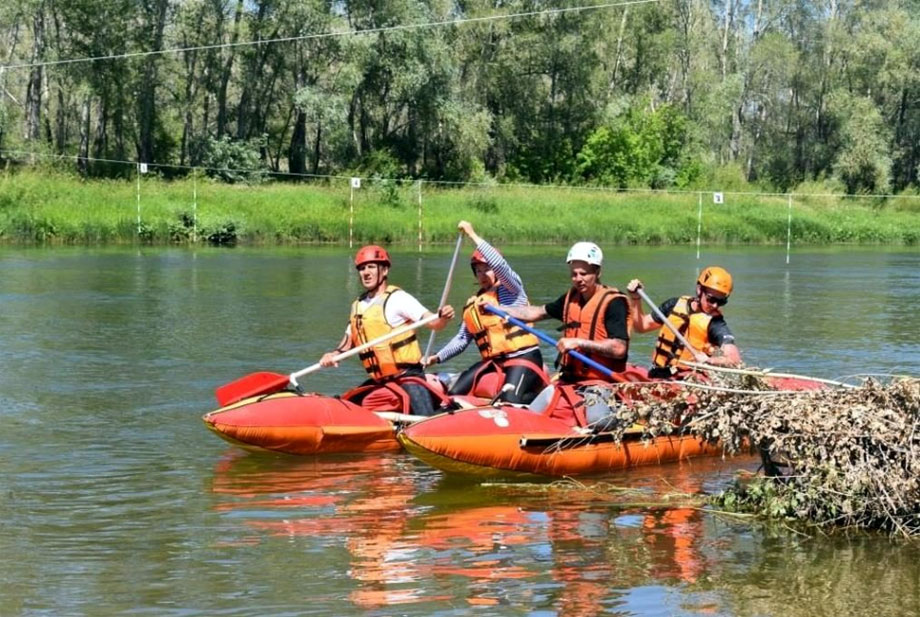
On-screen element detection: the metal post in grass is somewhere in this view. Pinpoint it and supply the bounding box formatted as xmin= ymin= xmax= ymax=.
xmin=349 ymin=176 xmax=360 ymax=249
xmin=136 ymin=162 xmax=147 ymax=236
xmin=786 ymin=193 xmax=793 ymax=264
xmin=417 ymin=179 xmax=423 ymax=253
xmin=696 ymin=191 xmax=703 ymax=260
xmin=193 ymin=170 xmax=198 ymax=242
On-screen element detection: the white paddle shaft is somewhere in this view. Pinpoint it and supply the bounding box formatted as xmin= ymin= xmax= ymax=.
xmin=635 ymin=287 xmax=702 ymax=357
xmin=290 ymin=312 xmax=441 ymax=386
xmin=424 ymin=232 xmax=464 ymax=358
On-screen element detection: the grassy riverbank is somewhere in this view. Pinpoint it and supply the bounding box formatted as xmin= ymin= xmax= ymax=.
xmin=1 ymin=171 xmax=918 ymax=245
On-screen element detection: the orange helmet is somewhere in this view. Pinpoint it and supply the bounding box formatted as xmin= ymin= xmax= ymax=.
xmin=697 ymin=266 xmax=733 ymax=296
xmin=354 ymin=245 xmax=391 ymax=268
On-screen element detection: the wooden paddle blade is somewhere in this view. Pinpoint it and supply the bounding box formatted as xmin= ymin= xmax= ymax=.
xmin=215 ymin=371 xmax=290 ymax=407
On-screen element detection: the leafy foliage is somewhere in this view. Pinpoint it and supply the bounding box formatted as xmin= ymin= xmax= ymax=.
xmin=200 ymin=136 xmax=267 ymax=185
xmin=575 ymin=103 xmax=698 ymax=188
xmin=827 ymin=92 xmax=893 ymax=194
xmin=1 ymin=0 xmax=919 ymax=192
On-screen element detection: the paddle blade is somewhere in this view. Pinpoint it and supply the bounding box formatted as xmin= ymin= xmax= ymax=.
xmin=215 ymin=371 xmax=290 ymax=407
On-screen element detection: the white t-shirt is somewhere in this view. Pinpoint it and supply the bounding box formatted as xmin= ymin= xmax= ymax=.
xmin=344 ymin=289 xmax=430 ymax=337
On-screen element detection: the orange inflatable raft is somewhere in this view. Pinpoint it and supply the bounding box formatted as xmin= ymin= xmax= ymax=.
xmin=202 ymin=391 xmax=405 ymax=455
xmin=398 ymin=374 xmax=829 ymax=478
xmin=202 ymin=386 xmax=490 ymax=455
xmin=397 ymin=404 xmax=726 ymax=478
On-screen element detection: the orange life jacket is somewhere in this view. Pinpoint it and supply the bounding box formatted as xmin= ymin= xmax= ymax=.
xmin=560 ymin=284 xmax=630 ymax=380
xmin=462 ymin=288 xmax=539 ymax=359
xmin=651 ymin=296 xmax=714 ymax=369
xmin=350 ymin=285 xmax=422 ymax=380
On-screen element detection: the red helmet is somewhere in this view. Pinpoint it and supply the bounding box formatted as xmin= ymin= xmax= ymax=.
xmin=354 ymin=245 xmax=391 ymax=268
xmin=470 ymin=249 xmax=488 ymax=269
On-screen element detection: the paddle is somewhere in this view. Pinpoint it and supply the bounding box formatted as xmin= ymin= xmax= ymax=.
xmin=483 ymin=304 xmax=628 ymax=383
xmin=423 ymin=232 xmax=464 ymax=358
xmin=376 ymin=411 xmax=427 ymax=424
xmin=215 ymin=312 xmax=441 ymax=406
xmin=636 ymin=287 xmax=855 ymax=388
xmin=634 ymin=287 xmax=702 ymax=358
xmin=677 ymin=361 xmax=856 ymax=389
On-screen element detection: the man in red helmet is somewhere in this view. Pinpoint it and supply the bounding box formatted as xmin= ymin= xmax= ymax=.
xmin=423 ymin=221 xmax=547 ymax=404
xmin=627 ymin=266 xmax=741 ymax=378
xmin=320 ymin=245 xmax=455 ymax=416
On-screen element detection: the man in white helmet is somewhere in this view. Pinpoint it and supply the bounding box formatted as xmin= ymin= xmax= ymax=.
xmin=499 ymin=241 xmax=630 ymax=384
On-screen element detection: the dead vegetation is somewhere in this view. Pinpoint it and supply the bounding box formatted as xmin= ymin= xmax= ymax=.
xmin=599 ymin=373 xmax=920 ymax=537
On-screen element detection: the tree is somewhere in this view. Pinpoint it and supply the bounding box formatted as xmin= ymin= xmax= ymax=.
xmin=575 ymin=103 xmax=696 ymax=188
xmin=827 ymin=90 xmax=891 ymax=193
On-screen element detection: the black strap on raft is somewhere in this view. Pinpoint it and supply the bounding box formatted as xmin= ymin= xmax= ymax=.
xmin=519 ymin=433 xmax=618 ymax=449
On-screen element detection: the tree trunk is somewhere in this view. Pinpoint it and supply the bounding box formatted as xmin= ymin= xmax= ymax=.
xmin=311 ymin=122 xmax=322 ymax=175
xmin=137 ymin=0 xmax=169 ymax=164
xmin=180 ymin=48 xmax=199 ymax=167
xmin=719 ymin=0 xmax=736 ymax=79
xmin=92 ymin=96 xmax=108 ymax=162
xmin=55 ymin=83 xmax=67 ymax=154
xmin=610 ymin=8 xmax=628 ymax=92
xmin=289 ymin=109 xmax=307 ymax=176
xmin=24 ymin=5 xmax=46 ymax=148
xmin=746 ymin=103 xmax=767 ymax=179
xmin=730 ymin=102 xmax=742 ymax=162
xmin=217 ymin=0 xmax=245 ymax=138
xmin=50 ymin=2 xmax=66 ymax=154
xmin=77 ymin=96 xmax=91 ymax=175
xmin=753 ymin=0 xmax=763 ymax=40
xmin=113 ymin=97 xmax=126 ymax=162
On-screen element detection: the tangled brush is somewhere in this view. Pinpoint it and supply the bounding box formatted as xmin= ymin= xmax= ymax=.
xmin=599 ymin=373 xmax=920 ymax=537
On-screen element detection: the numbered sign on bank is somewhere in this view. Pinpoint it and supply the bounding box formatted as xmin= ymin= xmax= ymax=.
xmin=350 ymin=177 xmax=361 ymax=189
xmin=713 ymin=192 xmax=724 ymax=204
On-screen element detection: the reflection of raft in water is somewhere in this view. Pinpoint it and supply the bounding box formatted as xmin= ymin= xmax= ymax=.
xmin=202 ymin=392 xmax=404 ymax=455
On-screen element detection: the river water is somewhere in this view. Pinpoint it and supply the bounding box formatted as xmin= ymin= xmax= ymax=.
xmin=1 ymin=245 xmax=918 ymax=616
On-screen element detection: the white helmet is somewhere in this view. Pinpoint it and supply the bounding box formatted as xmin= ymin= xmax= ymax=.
xmin=566 ymin=241 xmax=603 ymax=267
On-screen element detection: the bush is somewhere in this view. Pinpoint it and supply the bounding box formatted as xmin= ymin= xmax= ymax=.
xmin=574 ymin=103 xmax=696 ymax=190
xmin=469 ymin=194 xmax=499 ymax=214
xmin=200 ymin=136 xmax=267 ymax=184
xmin=203 ymin=221 xmax=238 ymax=245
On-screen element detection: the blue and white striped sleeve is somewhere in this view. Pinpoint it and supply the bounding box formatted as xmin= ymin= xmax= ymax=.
xmin=436 ymin=322 xmax=474 ymax=363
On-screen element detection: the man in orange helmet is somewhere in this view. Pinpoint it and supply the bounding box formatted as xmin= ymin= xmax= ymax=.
xmin=627 ymin=266 xmax=741 ymax=378
xmin=320 ymin=245 xmax=455 ymax=416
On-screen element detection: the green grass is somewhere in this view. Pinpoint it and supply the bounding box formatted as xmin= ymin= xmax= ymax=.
xmin=0 ymin=170 xmax=918 ymax=245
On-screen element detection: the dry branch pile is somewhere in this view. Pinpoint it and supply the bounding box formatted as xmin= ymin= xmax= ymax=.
xmin=601 ymin=374 xmax=920 ymax=537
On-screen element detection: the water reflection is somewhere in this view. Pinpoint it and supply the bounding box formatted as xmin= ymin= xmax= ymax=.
xmin=3 ymin=247 xmax=919 ymax=616
xmin=209 ymin=453 xmax=752 ymax=614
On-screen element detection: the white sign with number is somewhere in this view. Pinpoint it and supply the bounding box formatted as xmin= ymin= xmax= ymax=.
xmin=350 ymin=177 xmax=361 ymax=189
xmin=713 ymin=192 xmax=724 ymax=204
xmin=139 ymin=163 xmax=148 ymax=174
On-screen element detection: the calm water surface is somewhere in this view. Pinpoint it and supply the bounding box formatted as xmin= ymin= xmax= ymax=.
xmin=1 ymin=245 xmax=918 ymax=616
